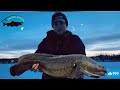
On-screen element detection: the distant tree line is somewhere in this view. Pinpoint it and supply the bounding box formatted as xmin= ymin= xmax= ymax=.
xmin=90 ymin=54 xmax=120 ymax=62
xmin=0 ymin=58 xmax=18 ymax=64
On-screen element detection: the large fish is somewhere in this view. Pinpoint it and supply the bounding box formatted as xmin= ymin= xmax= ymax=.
xmin=10 ymin=53 xmax=107 ymax=79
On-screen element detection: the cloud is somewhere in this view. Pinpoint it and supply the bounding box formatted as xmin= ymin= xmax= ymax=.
xmin=83 ymin=33 xmax=120 ymax=51
xmin=0 ymin=49 xmax=36 ymax=59
xmin=86 ymin=41 xmax=120 ymax=51
xmin=0 ymin=39 xmax=41 ymax=51
xmin=91 ymin=46 xmax=120 ymax=51
xmin=0 ymin=54 xmax=16 ymax=59
xmin=86 ymin=50 xmax=120 ymax=57
xmin=83 ymin=33 xmax=120 ymax=45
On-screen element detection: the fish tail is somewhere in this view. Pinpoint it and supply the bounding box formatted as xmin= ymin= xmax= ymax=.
xmin=3 ymin=23 xmax=6 ymax=26
xmin=10 ymin=65 xmax=26 ymax=76
xmin=10 ymin=62 xmax=33 ymax=76
xmin=10 ymin=65 xmax=18 ymax=76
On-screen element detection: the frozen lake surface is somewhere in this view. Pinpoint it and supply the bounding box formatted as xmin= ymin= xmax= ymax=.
xmin=0 ymin=62 xmax=120 ymax=79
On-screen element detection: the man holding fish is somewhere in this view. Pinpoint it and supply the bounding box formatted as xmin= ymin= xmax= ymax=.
xmin=32 ymin=12 xmax=86 ymax=79
xmin=10 ymin=12 xmax=106 ymax=79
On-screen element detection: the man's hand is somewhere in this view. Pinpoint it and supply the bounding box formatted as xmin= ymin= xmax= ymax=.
xmin=32 ymin=63 xmax=40 ymax=71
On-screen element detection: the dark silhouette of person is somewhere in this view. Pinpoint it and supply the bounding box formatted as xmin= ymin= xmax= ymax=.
xmin=32 ymin=12 xmax=86 ymax=79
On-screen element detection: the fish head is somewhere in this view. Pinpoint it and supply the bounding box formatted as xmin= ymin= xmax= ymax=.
xmin=76 ymin=55 xmax=107 ymax=78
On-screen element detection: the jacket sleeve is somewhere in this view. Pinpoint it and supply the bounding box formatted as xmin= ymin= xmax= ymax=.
xmin=35 ymin=38 xmax=48 ymax=53
xmin=69 ymin=35 xmax=86 ymax=55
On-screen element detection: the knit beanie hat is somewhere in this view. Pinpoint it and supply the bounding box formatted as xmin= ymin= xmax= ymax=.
xmin=51 ymin=12 xmax=68 ymax=27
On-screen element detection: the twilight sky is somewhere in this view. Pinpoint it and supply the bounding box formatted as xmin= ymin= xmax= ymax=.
xmin=0 ymin=11 xmax=120 ymax=58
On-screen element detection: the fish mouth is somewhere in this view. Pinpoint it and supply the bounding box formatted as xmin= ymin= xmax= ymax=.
xmin=80 ymin=64 xmax=107 ymax=77
xmin=82 ymin=69 xmax=107 ymax=77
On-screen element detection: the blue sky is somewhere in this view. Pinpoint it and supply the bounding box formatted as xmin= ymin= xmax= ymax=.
xmin=0 ymin=11 xmax=120 ymax=58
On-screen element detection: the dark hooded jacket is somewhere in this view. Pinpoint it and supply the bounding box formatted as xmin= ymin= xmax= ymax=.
xmin=35 ymin=30 xmax=86 ymax=79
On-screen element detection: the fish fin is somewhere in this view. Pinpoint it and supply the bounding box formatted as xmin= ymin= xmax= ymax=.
xmin=90 ymin=76 xmax=100 ymax=78
xmin=38 ymin=62 xmax=47 ymax=72
xmin=67 ymin=63 xmax=84 ymax=79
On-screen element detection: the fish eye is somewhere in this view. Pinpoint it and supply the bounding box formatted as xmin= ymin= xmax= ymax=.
xmin=74 ymin=63 xmax=76 ymax=66
xmin=73 ymin=63 xmax=77 ymax=68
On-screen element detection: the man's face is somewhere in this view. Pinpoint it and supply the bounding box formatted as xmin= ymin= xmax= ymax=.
xmin=53 ymin=16 xmax=67 ymax=35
